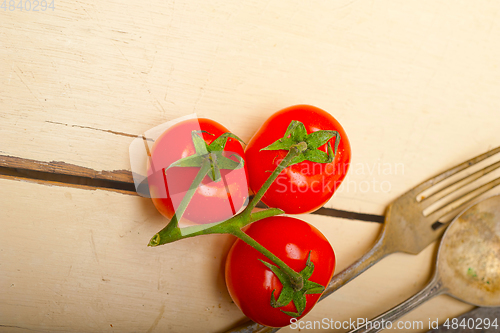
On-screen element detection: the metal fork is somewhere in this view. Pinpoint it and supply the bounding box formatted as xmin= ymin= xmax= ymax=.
xmin=226 ymin=146 xmax=500 ymax=333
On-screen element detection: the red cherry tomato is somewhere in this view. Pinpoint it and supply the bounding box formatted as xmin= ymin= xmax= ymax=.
xmin=225 ymin=216 xmax=335 ymax=327
xmin=147 ymin=118 xmax=248 ymax=225
xmin=245 ymin=105 xmax=351 ymax=214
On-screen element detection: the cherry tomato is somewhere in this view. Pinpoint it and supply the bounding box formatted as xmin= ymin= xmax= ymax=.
xmin=225 ymin=216 xmax=335 ymax=327
xmin=245 ymin=105 xmax=351 ymax=214
xmin=147 ymin=118 xmax=248 ymax=225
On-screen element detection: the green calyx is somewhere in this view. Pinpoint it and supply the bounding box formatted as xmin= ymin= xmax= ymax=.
xmin=259 ymin=251 xmax=325 ymax=318
xmin=166 ymin=130 xmax=245 ymax=182
xmin=261 ymin=120 xmax=341 ymax=166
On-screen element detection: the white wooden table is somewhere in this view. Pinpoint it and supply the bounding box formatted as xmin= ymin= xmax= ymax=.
xmin=1 ymin=1 xmax=500 ymax=332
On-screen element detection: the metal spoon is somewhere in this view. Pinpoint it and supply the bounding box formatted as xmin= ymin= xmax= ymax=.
xmin=349 ymin=195 xmax=500 ymax=333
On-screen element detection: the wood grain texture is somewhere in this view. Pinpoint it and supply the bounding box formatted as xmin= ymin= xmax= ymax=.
xmin=1 ymin=0 xmax=500 ymax=215
xmin=0 ymin=154 xmax=133 ymax=183
xmin=0 ymin=178 xmax=473 ymax=333
xmin=1 ymin=1 xmax=500 ymax=332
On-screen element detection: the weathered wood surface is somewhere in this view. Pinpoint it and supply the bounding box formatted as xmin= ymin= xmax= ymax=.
xmin=2 ymin=0 xmax=500 ymax=332
xmin=1 ymin=0 xmax=500 ymax=215
xmin=0 ymin=179 xmax=474 ymax=332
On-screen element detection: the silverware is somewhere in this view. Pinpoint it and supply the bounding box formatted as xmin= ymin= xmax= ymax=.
xmin=348 ymin=194 xmax=500 ymax=333
xmin=226 ymin=146 xmax=500 ymax=333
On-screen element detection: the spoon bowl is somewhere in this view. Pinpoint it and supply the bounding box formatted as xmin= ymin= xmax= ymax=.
xmin=439 ymin=194 xmax=500 ymax=306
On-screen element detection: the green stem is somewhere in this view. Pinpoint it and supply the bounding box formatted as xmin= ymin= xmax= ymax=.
xmin=242 ymin=142 xmax=307 ymax=216
xmin=148 ymin=159 xmax=211 ymax=246
xmin=150 ymin=142 xmax=309 ymax=286
xmin=225 ymin=141 xmax=308 ymax=290
xmin=230 ymin=228 xmax=304 ymax=291
xmin=173 ymin=159 xmax=211 ymax=226
xmin=149 ymin=142 xmax=309 ymax=246
xmin=146 ymin=128 xmax=327 ymax=313
xmin=150 ymin=208 xmax=285 ymax=245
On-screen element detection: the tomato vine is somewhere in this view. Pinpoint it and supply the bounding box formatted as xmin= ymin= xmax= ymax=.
xmin=144 ymin=105 xmax=350 ymax=327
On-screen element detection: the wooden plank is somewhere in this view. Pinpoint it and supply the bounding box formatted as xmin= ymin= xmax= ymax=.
xmin=0 ymin=178 xmax=473 ymax=332
xmin=2 ymin=0 xmax=500 ymax=215
xmin=0 ymin=154 xmax=133 ymax=183
xmin=0 ymin=178 xmax=244 ymax=332
xmin=0 ymin=172 xmax=135 ymax=196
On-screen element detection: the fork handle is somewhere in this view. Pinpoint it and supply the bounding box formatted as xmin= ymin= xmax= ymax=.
xmin=320 ymin=230 xmax=390 ymax=300
xmin=347 ymin=275 xmax=445 ymax=333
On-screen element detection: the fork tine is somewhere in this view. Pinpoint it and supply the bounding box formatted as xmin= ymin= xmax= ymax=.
xmin=412 ymin=146 xmax=500 ymax=196
xmin=418 ymin=159 xmax=500 ymax=210
xmin=427 ymin=175 xmax=500 ymax=223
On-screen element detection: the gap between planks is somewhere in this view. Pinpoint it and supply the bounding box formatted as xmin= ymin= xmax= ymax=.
xmin=0 ymin=154 xmax=384 ymax=223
